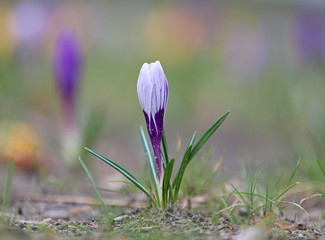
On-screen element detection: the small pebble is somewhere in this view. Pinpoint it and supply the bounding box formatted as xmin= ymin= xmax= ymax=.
xmin=297 ymin=223 xmax=306 ymax=230
xmin=114 ymin=215 xmax=129 ymax=221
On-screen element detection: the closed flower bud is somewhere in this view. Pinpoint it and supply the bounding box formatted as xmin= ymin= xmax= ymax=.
xmin=53 ymin=30 xmax=82 ymax=105
xmin=53 ymin=30 xmax=82 ymax=165
xmin=137 ymin=61 xmax=168 ymax=179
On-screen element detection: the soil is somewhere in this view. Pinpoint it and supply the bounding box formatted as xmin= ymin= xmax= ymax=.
xmin=0 ymin=198 xmax=324 ymax=240
xmin=1 ymin=162 xmax=325 ymax=239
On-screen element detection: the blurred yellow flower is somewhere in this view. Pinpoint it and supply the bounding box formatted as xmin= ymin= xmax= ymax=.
xmin=0 ymin=121 xmax=43 ymax=170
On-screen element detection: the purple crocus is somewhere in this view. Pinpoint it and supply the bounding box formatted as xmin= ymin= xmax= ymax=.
xmin=53 ymin=31 xmax=82 ymax=108
xmin=137 ymin=61 xmax=168 ymax=180
xmin=53 ymin=30 xmax=82 ymax=164
xmin=296 ymin=8 xmax=325 ymax=65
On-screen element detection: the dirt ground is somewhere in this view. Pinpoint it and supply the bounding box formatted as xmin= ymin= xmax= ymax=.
xmin=0 ymin=194 xmax=324 ymax=240
xmin=1 ymin=161 xmax=325 ymax=240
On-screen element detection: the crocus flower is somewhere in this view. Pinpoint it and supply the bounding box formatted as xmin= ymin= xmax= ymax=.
xmin=53 ymin=30 xmax=82 ymax=164
xmin=137 ymin=61 xmax=168 ymax=180
xmin=295 ymin=8 xmax=325 ymax=66
xmin=53 ymin=30 xmax=82 ymax=108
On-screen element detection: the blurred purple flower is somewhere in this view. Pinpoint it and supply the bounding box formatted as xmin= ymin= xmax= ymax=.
xmin=296 ymin=8 xmax=325 ymax=65
xmin=53 ymin=30 xmax=82 ymax=165
xmin=137 ymin=61 xmax=168 ymax=180
xmin=53 ymin=30 xmax=82 ymax=106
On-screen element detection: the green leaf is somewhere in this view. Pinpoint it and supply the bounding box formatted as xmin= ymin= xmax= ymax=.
xmin=173 ymin=132 xmax=196 ymax=186
xmin=161 ymin=131 xmax=174 ymax=204
xmin=189 ymin=110 xmax=230 ymax=162
xmin=264 ymin=185 xmax=269 ymax=215
xmin=139 ymin=127 xmax=160 ymax=207
xmin=274 ymin=158 xmax=301 ymax=202
xmin=317 ymin=159 xmax=325 ymax=176
xmin=162 ymin=130 xmax=170 ymax=165
xmin=172 ymin=132 xmax=196 ymax=203
xmin=162 ymin=159 xmax=175 ymax=209
xmin=85 ymin=147 xmax=158 ymax=209
xmin=161 ymin=151 xmax=174 ymax=204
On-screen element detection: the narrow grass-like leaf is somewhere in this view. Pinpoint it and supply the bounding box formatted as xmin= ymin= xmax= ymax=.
xmin=173 ymin=132 xmax=196 ymax=186
xmin=189 ymin=111 xmax=230 ymax=162
xmin=215 ymin=203 xmax=247 ymax=216
xmin=231 ymin=184 xmax=252 ymax=216
xmin=162 ymin=130 xmax=170 ymax=165
xmin=173 ymin=133 xmax=196 ymax=203
xmin=160 ymin=153 xmax=174 ymax=204
xmin=1 ymin=161 xmax=14 ymax=214
xmin=317 ymin=160 xmax=325 ymax=176
xmin=264 ymin=185 xmax=269 ymax=215
xmin=226 ymin=189 xmax=236 ymax=203
xmin=221 ymin=163 xmax=227 ymax=196
xmin=274 ymin=158 xmax=301 ymax=202
xmin=139 ymin=127 xmax=160 ymax=207
xmin=79 ymin=157 xmax=111 ymax=220
xmin=173 ymin=144 xmax=193 ymax=203
xmin=162 ymin=159 xmax=175 ymax=209
xmin=231 ymin=184 xmax=248 ymax=206
xmin=85 ymin=147 xmax=158 ymax=209
xmin=250 ymin=169 xmax=261 ymax=211
xmin=232 ymin=191 xmax=268 ymax=200
xmin=251 ymin=203 xmax=269 ymax=214
xmin=275 ymin=182 xmax=300 ymax=202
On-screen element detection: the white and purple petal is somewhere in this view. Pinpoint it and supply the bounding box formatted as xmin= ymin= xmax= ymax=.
xmin=137 ymin=61 xmax=168 ymax=179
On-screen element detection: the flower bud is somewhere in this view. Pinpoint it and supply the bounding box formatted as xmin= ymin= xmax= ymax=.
xmin=137 ymin=61 xmax=168 ymax=179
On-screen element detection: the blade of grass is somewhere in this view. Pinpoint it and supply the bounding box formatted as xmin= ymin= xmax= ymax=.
xmin=85 ymin=147 xmax=158 ymax=209
xmin=281 ymin=200 xmax=318 ymax=231
xmin=215 ymin=203 xmax=247 ymax=216
xmin=173 ymin=132 xmax=196 ymax=186
xmin=79 ymin=157 xmax=111 ymax=220
xmin=232 ymin=191 xmax=269 ymax=201
xmin=173 ymin=144 xmax=193 ymax=203
xmin=189 ymin=111 xmax=230 ymax=162
xmin=264 ymin=185 xmax=269 ymax=215
xmin=231 ymin=184 xmax=251 ymax=216
xmin=221 ymin=162 xmax=227 ymax=196
xmin=274 ymin=158 xmax=301 ymax=202
xmin=231 ymin=184 xmax=248 ymax=206
xmin=162 ymin=159 xmax=175 ymax=209
xmin=162 ymin=130 xmax=170 ymax=165
xmin=160 ymin=152 xmax=174 ymax=204
xmin=275 ymin=182 xmax=300 ymax=202
xmin=317 ymin=159 xmax=325 ymax=176
xmin=250 ymin=168 xmax=261 ymax=211
xmin=172 ymin=132 xmax=196 ymax=203
xmin=1 ymin=161 xmax=14 ymax=214
xmin=140 ymin=127 xmax=160 ymax=207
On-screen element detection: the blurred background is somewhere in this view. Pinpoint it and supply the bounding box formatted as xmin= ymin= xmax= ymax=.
xmin=0 ymin=0 xmax=325 ymax=194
